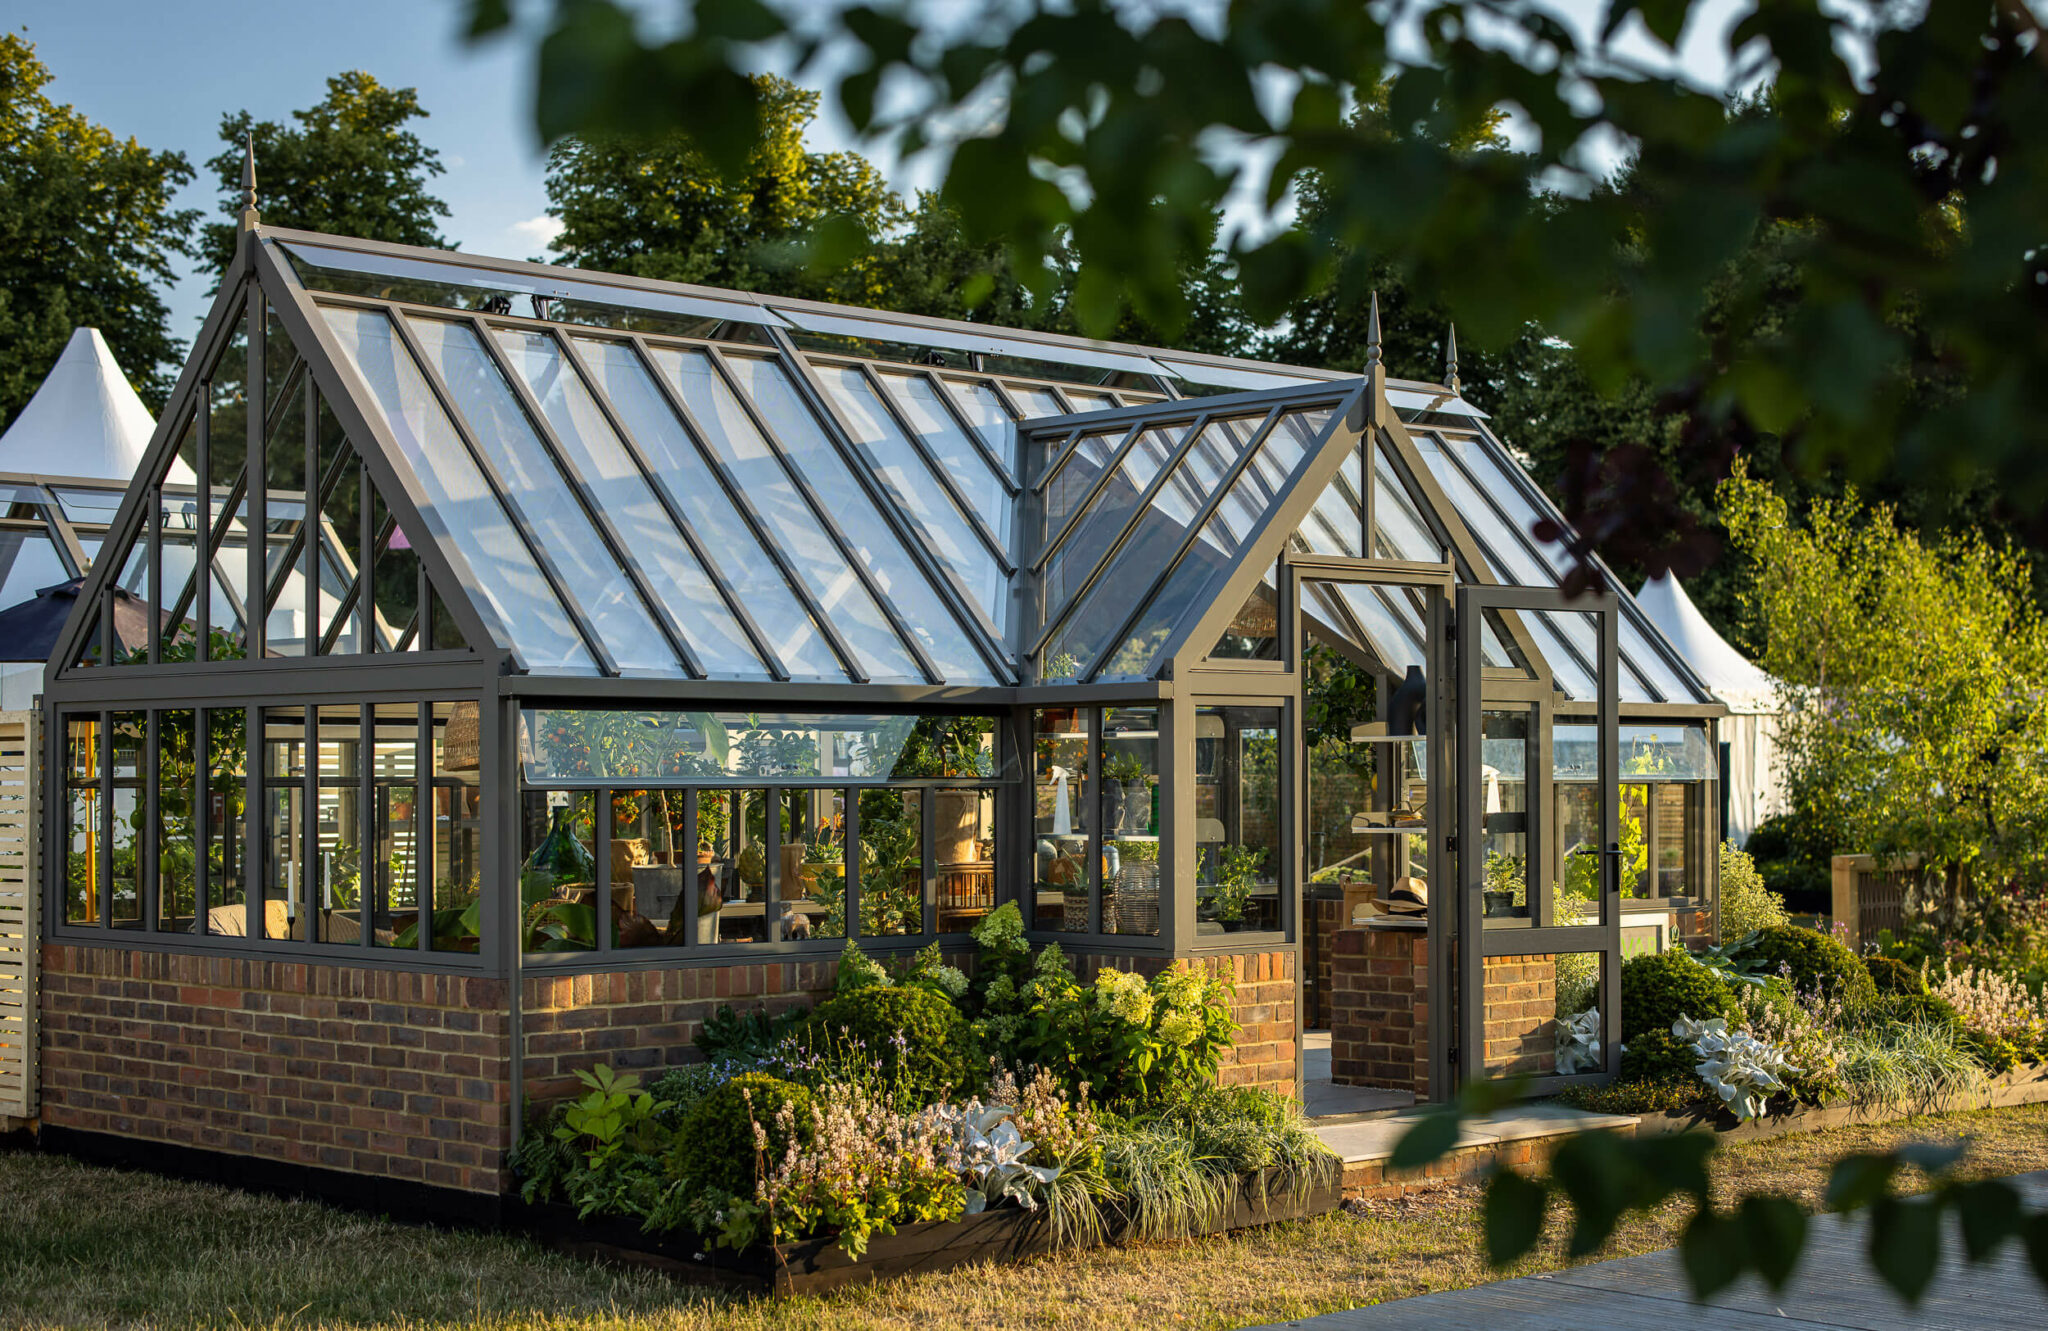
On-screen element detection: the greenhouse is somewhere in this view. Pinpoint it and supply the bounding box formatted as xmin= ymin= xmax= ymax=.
xmin=28 ymin=215 xmax=1723 ymax=1209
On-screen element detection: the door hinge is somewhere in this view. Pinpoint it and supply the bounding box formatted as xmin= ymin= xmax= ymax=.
xmin=1445 ymin=834 xmax=1459 ymax=854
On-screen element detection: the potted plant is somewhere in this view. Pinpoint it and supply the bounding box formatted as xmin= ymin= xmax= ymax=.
xmin=1102 ymin=751 xmax=1150 ymax=835
xmin=1211 ymin=844 xmax=1265 ymax=930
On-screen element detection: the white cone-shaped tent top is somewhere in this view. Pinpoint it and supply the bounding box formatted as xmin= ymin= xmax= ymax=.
xmin=0 ymin=327 xmax=192 ymax=484
xmin=1638 ymin=574 xmax=1784 ymax=843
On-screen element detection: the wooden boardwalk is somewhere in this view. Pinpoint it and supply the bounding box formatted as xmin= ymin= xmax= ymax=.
xmin=1248 ymin=1171 xmax=2048 ymax=1330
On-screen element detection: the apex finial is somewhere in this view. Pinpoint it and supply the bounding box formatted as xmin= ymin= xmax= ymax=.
xmin=1365 ymin=291 xmax=1383 ymax=369
xmin=1445 ymin=323 xmax=1461 ymax=396
xmin=238 ymin=132 xmax=260 ymax=232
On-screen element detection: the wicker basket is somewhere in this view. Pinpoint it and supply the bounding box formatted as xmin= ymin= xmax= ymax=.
xmin=1108 ymin=860 xmax=1160 ymax=935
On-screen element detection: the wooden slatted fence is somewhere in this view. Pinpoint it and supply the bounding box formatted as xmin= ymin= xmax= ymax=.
xmin=0 ymin=711 xmax=38 ymax=1123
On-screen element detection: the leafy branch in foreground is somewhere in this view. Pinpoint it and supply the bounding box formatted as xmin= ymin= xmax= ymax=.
xmin=1394 ymin=1082 xmax=2048 ymax=1303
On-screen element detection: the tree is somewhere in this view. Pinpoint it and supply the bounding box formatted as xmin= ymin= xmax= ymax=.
xmin=544 ymin=75 xmax=905 ymax=304
xmin=1721 ymin=462 xmax=2048 ymax=891
xmin=202 ymin=71 xmax=450 ymax=276
xmin=471 ymin=0 xmax=2047 ymax=596
xmin=0 ymin=34 xmax=196 ymax=423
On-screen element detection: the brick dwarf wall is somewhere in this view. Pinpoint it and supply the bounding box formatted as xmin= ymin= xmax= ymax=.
xmin=1303 ymin=895 xmax=1344 ymax=1029
xmin=1329 ymin=929 xmax=1559 ymax=1091
xmin=37 ymin=944 xmax=510 ymax=1194
xmin=1330 ymin=926 xmax=1430 ymax=1090
xmin=519 ymin=957 xmax=839 ymax=1102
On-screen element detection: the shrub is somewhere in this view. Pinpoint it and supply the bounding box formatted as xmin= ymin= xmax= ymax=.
xmin=665 ymin=1072 xmax=814 ymax=1206
xmin=1556 ymin=1077 xmax=1709 ymax=1115
xmin=1739 ymin=924 xmax=1877 ymax=1010
xmin=1619 ymin=1028 xmax=1703 ymax=1090
xmin=1863 ymin=955 xmax=1926 ymax=996
xmin=1718 ymin=841 xmax=1790 ymax=939
xmin=646 ymin=1062 xmax=736 ymax=1125
xmin=694 ymin=1002 xmax=809 ymax=1062
xmin=1620 ymin=948 xmax=1740 ymax=1042
xmin=791 ymin=984 xmax=984 ymax=1106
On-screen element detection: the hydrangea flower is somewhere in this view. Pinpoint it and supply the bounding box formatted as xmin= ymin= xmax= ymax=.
xmin=1093 ymin=968 xmax=1155 ymax=1026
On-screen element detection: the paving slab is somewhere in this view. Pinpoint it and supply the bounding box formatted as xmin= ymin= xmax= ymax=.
xmin=1242 ymin=1170 xmax=2048 ymax=1331
xmin=1311 ymin=1101 xmax=1637 ymax=1163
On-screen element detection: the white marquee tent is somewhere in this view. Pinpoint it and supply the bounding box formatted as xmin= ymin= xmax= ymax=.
xmin=0 ymin=327 xmax=187 ymax=483
xmin=1638 ymin=573 xmax=1785 ymax=845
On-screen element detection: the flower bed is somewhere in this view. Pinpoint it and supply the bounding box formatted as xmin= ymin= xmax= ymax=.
xmin=510 ymin=904 xmax=1340 ymax=1290
xmin=515 ymin=1165 xmax=1342 ymax=1295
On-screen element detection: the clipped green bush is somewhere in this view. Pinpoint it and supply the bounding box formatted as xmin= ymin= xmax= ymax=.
xmin=666 ymin=1072 xmax=814 ymax=1203
xmin=792 ymin=983 xmax=984 ymax=1106
xmin=1868 ymin=991 xmax=1964 ymax=1034
xmin=1717 ymin=841 xmax=1790 ymax=939
xmin=1863 ymin=955 xmax=1926 ymax=997
xmin=1620 ymin=948 xmax=1740 ymax=1042
xmin=1618 ymin=1028 xmax=1704 ymax=1090
xmin=1557 ymin=1075 xmax=1708 ymax=1115
xmin=1742 ymin=924 xmax=1878 ymax=1009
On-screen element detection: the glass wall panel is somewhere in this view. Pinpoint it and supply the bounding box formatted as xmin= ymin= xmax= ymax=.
xmin=1209 ymin=576 xmax=1281 ymax=661
xmin=407 ymin=316 xmax=675 ymax=673
xmin=858 ymin=787 xmax=924 ymax=937
xmin=370 ymin=704 xmax=420 ymax=946
xmin=262 ymin=375 xmax=310 ymax=656
xmin=1481 ymin=952 xmax=1603 ymax=1078
xmin=520 ymin=710 xmax=1007 ymax=786
xmin=316 ymin=407 xmax=364 ymax=654
xmin=521 ymin=789 xmax=599 ymax=953
xmin=158 ymin=709 xmax=198 ymax=932
xmin=109 ymin=712 xmax=143 ymax=928
xmin=935 ymin=787 xmax=994 ymax=935
xmin=610 ymin=787 xmax=678 ymax=947
xmin=313 ymin=705 xmax=362 ymax=943
xmin=370 ymin=487 xmax=421 ymax=651
xmin=1102 ymin=707 xmax=1160 ymax=938
xmin=792 ymin=788 xmax=851 ymax=939
xmin=203 ymin=707 xmax=247 ymax=935
xmin=262 ymin=708 xmax=308 ymax=940
xmin=321 ymin=305 xmax=594 ymax=672
xmin=1653 ymin=783 xmax=1694 ymax=898
xmin=1196 ymin=705 xmax=1283 ymax=934
xmin=818 ymin=363 xmax=1005 ymax=627
xmin=495 ymin=328 xmax=767 ymax=678
xmin=1032 ymin=708 xmax=1092 ymax=932
xmin=428 ymin=701 xmax=483 ymax=953
xmin=1480 ymin=708 xmax=1535 ymax=926
xmin=575 ymin=338 xmax=838 ymax=680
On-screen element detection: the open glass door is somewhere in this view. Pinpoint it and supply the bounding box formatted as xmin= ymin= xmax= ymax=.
xmin=1456 ymin=586 xmax=1621 ymax=1093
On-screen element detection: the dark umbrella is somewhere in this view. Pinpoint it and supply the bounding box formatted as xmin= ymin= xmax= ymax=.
xmin=0 ymin=578 xmax=159 ymax=664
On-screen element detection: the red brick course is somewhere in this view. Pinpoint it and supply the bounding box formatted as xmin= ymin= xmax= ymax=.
xmin=518 ymin=959 xmax=839 ymax=1102
xmin=38 ymin=944 xmax=510 ymax=1194
xmin=1330 ymin=930 xmax=1561 ymax=1090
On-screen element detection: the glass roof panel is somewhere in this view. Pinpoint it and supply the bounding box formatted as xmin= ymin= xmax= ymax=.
xmin=876 ymin=371 xmax=1012 ymax=547
xmin=655 ymin=349 xmax=920 ymax=683
xmin=936 ymin=378 xmax=1020 ymax=483
xmin=1332 ymin=581 xmax=1428 ymax=676
xmin=574 ymin=338 xmax=840 ymax=679
xmin=1164 ymin=360 xmax=1325 ymax=393
xmin=1295 ymin=443 xmax=1366 ymax=558
xmin=320 ymin=305 xmax=595 ymax=672
xmin=1042 ymin=428 xmax=1125 ymax=547
xmin=1042 ymin=424 xmax=1185 ymax=615
xmin=490 ymin=328 xmax=769 ymax=680
xmin=1061 ymin=388 xmax=1120 ymax=413
xmin=286 ymin=240 xmax=781 ymax=331
xmin=51 ymin=486 xmax=125 ymax=526
xmin=777 ymin=307 xmax=1171 ymax=378
xmin=1006 ymin=385 xmax=1069 ymax=419
xmin=1051 ymin=403 xmax=1325 ymax=680
xmin=1619 ymin=617 xmax=1693 ymax=703
xmin=404 ymin=316 xmax=676 ymax=675
xmin=719 ymin=353 xmax=998 ymax=685
xmin=1372 ymin=443 xmax=1442 ymax=562
xmin=814 ymin=363 xmax=1005 ymax=629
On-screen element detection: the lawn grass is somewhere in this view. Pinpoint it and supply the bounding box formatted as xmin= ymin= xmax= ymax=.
xmin=4 ymin=1101 xmax=2047 ymax=1330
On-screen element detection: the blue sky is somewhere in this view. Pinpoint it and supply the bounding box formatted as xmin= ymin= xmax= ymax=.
xmin=15 ymin=0 xmax=1762 ymax=358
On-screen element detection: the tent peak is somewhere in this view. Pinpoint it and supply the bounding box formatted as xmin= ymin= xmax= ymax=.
xmin=0 ymin=328 xmax=185 ymax=485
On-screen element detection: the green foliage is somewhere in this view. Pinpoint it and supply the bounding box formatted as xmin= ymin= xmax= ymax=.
xmin=1831 ymin=1019 xmax=1986 ymax=1108
xmin=1725 ymin=467 xmax=2048 ymax=889
xmin=1863 ymin=956 xmax=1927 ymax=998
xmin=1555 ymin=1076 xmax=1709 ymax=1116
xmin=833 ymin=937 xmax=891 ymax=996
xmin=643 ymin=1063 xmax=733 ymax=1125
xmin=1863 ymin=992 xmax=1964 ymax=1036
xmin=693 ymin=1003 xmax=809 ymax=1063
xmin=204 ymin=71 xmax=449 ymax=274
xmin=793 ymin=985 xmax=983 ymax=1107
xmin=1736 ymin=925 xmax=1878 ymax=1010
xmin=0 ymin=34 xmax=197 ymax=424
xmin=546 ymin=1066 xmax=676 ymax=1220
xmin=1211 ymin=845 xmax=1265 ymax=923
xmin=1620 ymin=949 xmax=1741 ymax=1043
xmin=664 ymin=1072 xmax=813 ymax=1207
xmin=1718 ymin=842 xmax=1790 ymax=940
xmin=1743 ymin=813 xmax=1838 ymax=915
xmin=1618 ymin=1029 xmax=1707 ymax=1094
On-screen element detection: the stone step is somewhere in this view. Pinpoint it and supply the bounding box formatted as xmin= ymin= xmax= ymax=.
xmin=1315 ymin=1101 xmax=1639 ymax=1200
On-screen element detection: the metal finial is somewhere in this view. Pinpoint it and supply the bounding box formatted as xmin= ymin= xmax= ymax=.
xmin=1365 ymin=291 xmax=1383 ymax=369
xmin=239 ymin=132 xmax=260 ymax=231
xmin=1445 ymin=323 xmax=1461 ymax=396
